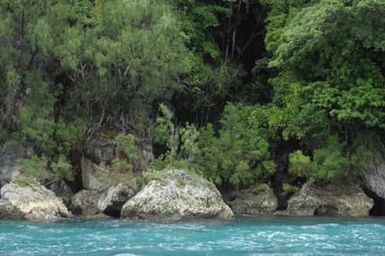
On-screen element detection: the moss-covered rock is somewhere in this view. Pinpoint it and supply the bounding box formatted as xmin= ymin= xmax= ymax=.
xmin=80 ymin=158 xmax=109 ymax=192
xmin=227 ymin=184 xmax=278 ymax=215
xmin=285 ymin=181 xmax=373 ymax=216
xmin=0 ymin=141 xmax=33 ymax=186
xmin=80 ymin=133 xmax=137 ymax=192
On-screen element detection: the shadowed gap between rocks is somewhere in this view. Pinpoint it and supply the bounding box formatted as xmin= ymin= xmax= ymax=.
xmin=362 ymin=188 xmax=385 ymax=216
xmin=104 ymin=208 xmax=121 ymax=218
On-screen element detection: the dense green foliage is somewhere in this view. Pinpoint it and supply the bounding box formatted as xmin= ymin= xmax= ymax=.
xmin=196 ymin=104 xmax=275 ymax=187
xmin=1 ymin=0 xmax=385 ymax=191
xmin=263 ymin=0 xmax=385 ymax=182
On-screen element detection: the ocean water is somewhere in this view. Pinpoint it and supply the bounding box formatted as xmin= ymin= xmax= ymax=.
xmin=0 ymin=217 xmax=385 ymax=256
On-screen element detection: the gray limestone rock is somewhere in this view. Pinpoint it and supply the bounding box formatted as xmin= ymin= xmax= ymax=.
xmin=121 ymin=170 xmax=234 ymax=221
xmin=71 ymin=190 xmax=102 ymax=216
xmin=361 ymin=155 xmax=385 ymax=200
xmin=80 ymin=158 xmax=109 ymax=192
xmin=0 ymin=141 xmax=33 ymax=186
xmin=286 ymin=181 xmax=373 ymax=216
xmin=0 ymin=182 xmax=71 ymax=220
xmin=227 ymin=185 xmax=278 ymax=215
xmin=98 ymin=180 xmax=138 ymax=216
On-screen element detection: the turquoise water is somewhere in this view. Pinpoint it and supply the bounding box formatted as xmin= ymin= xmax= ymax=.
xmin=1 ymin=217 xmax=385 ymax=255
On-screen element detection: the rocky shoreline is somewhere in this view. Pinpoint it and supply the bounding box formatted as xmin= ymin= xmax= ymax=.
xmin=0 ymin=138 xmax=384 ymax=221
xmin=0 ymin=169 xmax=378 ymax=221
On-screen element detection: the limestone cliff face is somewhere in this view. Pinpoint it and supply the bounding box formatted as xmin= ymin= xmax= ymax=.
xmin=80 ymin=158 xmax=110 ymax=192
xmin=361 ymin=156 xmax=385 ymax=200
xmin=83 ymin=137 xmax=120 ymax=165
xmin=121 ymin=169 xmax=234 ymax=221
xmin=0 ymin=182 xmax=71 ymax=220
xmin=80 ymin=135 xmax=122 ymax=192
xmin=283 ymin=181 xmax=373 ymax=217
xmin=80 ymin=134 xmax=138 ymax=192
xmin=0 ymin=141 xmax=33 ymax=186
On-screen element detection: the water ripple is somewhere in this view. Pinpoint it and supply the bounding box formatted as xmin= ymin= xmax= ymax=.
xmin=1 ymin=217 xmax=385 ymax=255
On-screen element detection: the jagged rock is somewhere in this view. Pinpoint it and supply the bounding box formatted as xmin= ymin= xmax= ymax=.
xmin=48 ymin=181 xmax=73 ymax=207
xmin=80 ymin=159 xmax=109 ymax=192
xmin=83 ymin=136 xmax=119 ymax=164
xmin=98 ymin=180 xmax=138 ymax=217
xmin=121 ymin=169 xmax=234 ymax=221
xmin=361 ymin=155 xmax=385 ymax=200
xmin=0 ymin=182 xmax=71 ymax=220
xmin=71 ymin=190 xmax=102 ymax=216
xmin=0 ymin=141 xmax=33 ymax=186
xmin=227 ymin=184 xmax=278 ymax=215
xmin=285 ymin=181 xmax=373 ymax=216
